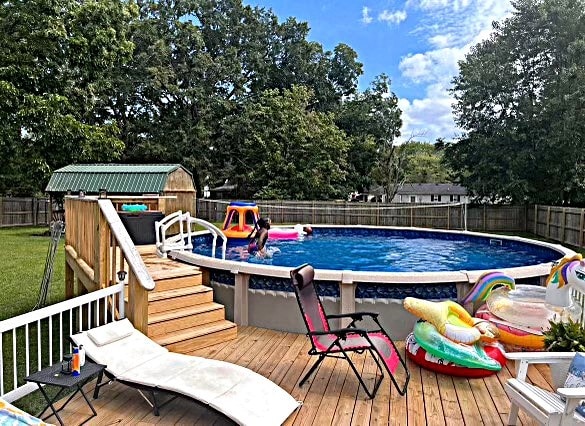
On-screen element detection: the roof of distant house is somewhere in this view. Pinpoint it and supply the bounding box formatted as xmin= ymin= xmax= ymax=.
xmin=396 ymin=183 xmax=467 ymax=196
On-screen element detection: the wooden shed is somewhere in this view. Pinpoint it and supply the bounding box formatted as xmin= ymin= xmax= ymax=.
xmin=45 ymin=164 xmax=196 ymax=215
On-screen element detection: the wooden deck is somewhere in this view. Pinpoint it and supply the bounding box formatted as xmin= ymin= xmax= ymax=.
xmin=54 ymin=326 xmax=550 ymax=426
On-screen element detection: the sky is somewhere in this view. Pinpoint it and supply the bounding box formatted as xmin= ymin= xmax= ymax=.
xmin=244 ymin=0 xmax=514 ymax=143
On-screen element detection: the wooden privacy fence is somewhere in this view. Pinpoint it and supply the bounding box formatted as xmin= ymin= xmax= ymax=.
xmin=528 ymin=205 xmax=585 ymax=248
xmin=0 ymin=197 xmax=51 ymax=227
xmin=196 ymin=199 xmax=529 ymax=233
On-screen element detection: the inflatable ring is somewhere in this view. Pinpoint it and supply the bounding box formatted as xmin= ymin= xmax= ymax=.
xmin=404 ymin=297 xmax=484 ymax=344
xmin=475 ymin=304 xmax=544 ymax=350
xmin=412 ymin=321 xmax=502 ymax=371
xmin=406 ymin=333 xmax=506 ymax=378
xmin=486 ymin=285 xmax=558 ymax=330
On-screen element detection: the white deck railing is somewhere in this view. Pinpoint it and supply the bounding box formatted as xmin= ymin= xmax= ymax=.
xmin=0 ymin=283 xmax=124 ymax=402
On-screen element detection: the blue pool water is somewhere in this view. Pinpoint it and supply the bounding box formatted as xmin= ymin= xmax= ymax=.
xmin=192 ymin=228 xmax=561 ymax=273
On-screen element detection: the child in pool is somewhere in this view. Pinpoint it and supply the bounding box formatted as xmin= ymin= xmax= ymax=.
xmin=247 ymin=217 xmax=271 ymax=258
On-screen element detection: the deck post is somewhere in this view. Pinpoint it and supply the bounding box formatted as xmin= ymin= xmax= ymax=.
xmin=128 ymin=271 xmax=149 ymax=334
xmin=233 ymin=271 xmax=249 ymax=326
xmin=65 ymin=261 xmax=75 ymax=299
xmin=339 ymin=272 xmax=356 ymax=328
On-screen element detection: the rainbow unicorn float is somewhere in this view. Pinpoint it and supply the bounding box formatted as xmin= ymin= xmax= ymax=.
xmin=462 ymin=254 xmax=585 ymax=350
xmin=403 ymin=297 xmax=505 ymax=377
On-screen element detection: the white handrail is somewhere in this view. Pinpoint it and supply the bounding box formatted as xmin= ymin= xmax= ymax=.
xmin=0 ymin=283 xmax=124 ymax=402
xmin=155 ymin=210 xmax=191 ymax=258
xmin=155 ymin=211 xmax=227 ymax=259
xmin=186 ymin=215 xmax=227 ymax=260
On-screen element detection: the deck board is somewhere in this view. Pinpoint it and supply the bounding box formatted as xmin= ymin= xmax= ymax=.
xmin=51 ymin=327 xmax=554 ymax=425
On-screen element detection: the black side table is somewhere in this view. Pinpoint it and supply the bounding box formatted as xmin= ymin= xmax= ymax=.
xmin=25 ymin=362 xmax=106 ymax=426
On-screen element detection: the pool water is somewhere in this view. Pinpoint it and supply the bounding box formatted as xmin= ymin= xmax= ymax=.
xmin=192 ymin=228 xmax=560 ymax=273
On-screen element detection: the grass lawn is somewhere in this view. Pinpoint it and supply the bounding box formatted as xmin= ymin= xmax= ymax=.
xmin=0 ymin=226 xmax=67 ymax=415
xmin=0 ymin=226 xmax=66 ymax=321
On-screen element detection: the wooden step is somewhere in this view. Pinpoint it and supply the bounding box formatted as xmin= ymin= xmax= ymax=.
xmin=147 ymin=286 xmax=214 ymax=315
xmin=153 ymin=273 xmax=202 ymax=292
xmin=147 ymin=303 xmax=226 ymax=337
xmin=153 ymin=320 xmax=238 ymax=352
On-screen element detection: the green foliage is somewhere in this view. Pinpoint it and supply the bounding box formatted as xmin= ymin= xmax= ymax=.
xmin=336 ymin=74 xmax=402 ymax=195
xmin=449 ymin=0 xmax=585 ymax=205
xmin=401 ymin=142 xmax=453 ymax=183
xmin=0 ymin=0 xmax=133 ymax=195
xmin=219 ymin=86 xmax=349 ymax=199
xmin=0 ymin=0 xmax=405 ymax=200
xmin=543 ymin=318 xmax=585 ymax=352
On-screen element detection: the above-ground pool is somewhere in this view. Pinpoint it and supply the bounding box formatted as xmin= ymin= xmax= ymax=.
xmin=171 ymin=225 xmax=574 ymax=338
xmin=192 ymin=227 xmax=563 ymax=273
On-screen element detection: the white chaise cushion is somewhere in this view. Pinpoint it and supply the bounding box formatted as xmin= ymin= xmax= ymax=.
xmin=87 ymin=318 xmax=135 ymax=346
xmin=72 ymin=320 xmax=168 ymax=377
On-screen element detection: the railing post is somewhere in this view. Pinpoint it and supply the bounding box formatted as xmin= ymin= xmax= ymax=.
xmin=95 ymin=208 xmax=109 ymax=289
xmin=65 ymin=262 xmax=75 ymax=299
xmin=339 ymin=272 xmax=356 ymax=328
xmin=127 ymin=271 xmax=148 ymax=335
xmin=233 ymin=271 xmax=249 ymax=326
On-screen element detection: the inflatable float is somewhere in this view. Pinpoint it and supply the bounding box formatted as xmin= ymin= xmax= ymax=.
xmin=405 ymin=333 xmax=506 ymax=378
xmin=403 ymin=297 xmax=498 ymax=344
xmin=220 ymin=201 xmax=311 ymax=240
xmin=411 ymin=320 xmax=502 ymax=371
xmin=221 ymin=202 xmax=259 ymax=239
xmin=461 ymin=255 xmax=585 ymax=350
xmin=403 ymin=297 xmax=502 ymax=375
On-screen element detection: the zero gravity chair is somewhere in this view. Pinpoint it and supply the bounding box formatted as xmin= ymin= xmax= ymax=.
xmin=290 ymin=264 xmax=410 ymax=398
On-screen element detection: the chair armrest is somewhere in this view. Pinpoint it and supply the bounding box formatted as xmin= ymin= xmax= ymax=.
xmin=506 ymin=352 xmax=576 ymax=364
xmin=307 ymin=328 xmax=369 ymax=338
xmin=506 ymin=352 xmax=576 ymax=381
xmin=326 ymin=312 xmax=379 ymax=321
xmin=557 ymin=387 xmax=585 ymax=399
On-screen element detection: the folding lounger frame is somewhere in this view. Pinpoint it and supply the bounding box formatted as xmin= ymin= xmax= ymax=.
xmin=291 ymin=263 xmax=410 ymax=398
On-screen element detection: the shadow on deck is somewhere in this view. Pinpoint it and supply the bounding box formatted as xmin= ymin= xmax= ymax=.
xmin=54 ymin=326 xmax=548 ymax=425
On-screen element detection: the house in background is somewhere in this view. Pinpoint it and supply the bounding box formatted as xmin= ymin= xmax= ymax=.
xmin=391 ymin=183 xmax=468 ymax=204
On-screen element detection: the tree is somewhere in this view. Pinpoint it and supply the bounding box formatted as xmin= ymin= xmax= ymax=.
xmin=448 ymin=0 xmax=585 ymax=204
xmin=401 ymin=142 xmax=452 ymax=183
xmin=336 ymin=74 xmax=402 ymax=198
xmin=219 ymin=86 xmax=349 ymax=199
xmin=0 ymin=0 xmax=134 ymax=195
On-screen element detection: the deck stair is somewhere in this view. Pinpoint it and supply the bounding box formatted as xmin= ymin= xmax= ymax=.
xmin=133 ymin=246 xmax=237 ymax=353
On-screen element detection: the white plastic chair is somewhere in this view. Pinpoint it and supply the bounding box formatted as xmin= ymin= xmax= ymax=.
xmin=505 ymin=352 xmax=585 ymax=425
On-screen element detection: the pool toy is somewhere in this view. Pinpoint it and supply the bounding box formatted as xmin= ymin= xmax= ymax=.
xmin=461 ymin=254 xmax=585 ymax=350
xmin=403 ymin=297 xmax=498 ymax=344
xmin=475 ymin=304 xmax=544 ymax=350
xmin=461 ymin=271 xmax=515 ymax=305
xmin=405 ymin=333 xmax=505 ymax=378
xmin=220 ymin=202 xmax=309 ymax=241
xmin=268 ymin=225 xmax=302 ymax=240
xmin=412 ymin=321 xmax=502 ymax=371
xmin=221 ymin=202 xmax=259 ymax=239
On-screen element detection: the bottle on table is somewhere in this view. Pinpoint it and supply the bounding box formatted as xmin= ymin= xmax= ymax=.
xmin=72 ymin=347 xmax=80 ymax=376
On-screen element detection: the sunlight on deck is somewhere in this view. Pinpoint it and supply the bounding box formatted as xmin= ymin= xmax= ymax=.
xmin=54 ymin=326 xmax=547 ymax=425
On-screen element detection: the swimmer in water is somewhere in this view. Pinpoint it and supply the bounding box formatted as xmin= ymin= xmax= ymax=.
xmin=247 ymin=217 xmax=271 ymax=258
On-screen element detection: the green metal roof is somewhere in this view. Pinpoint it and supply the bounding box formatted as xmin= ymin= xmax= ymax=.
xmin=45 ymin=164 xmax=190 ymax=194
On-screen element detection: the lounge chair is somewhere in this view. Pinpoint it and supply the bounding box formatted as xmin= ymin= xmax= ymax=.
xmin=290 ymin=263 xmax=410 ymax=398
xmin=70 ymin=319 xmax=300 ymax=426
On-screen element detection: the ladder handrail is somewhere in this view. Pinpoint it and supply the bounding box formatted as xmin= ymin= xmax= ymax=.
xmin=186 ymin=215 xmax=227 ymax=260
xmin=155 ymin=211 xmax=227 ymax=259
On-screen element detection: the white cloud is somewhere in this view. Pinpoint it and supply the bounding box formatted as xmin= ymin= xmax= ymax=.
xmin=395 ymin=0 xmax=512 ymax=142
xmin=378 ymin=9 xmax=407 ymax=25
xmin=361 ymin=6 xmax=373 ymax=24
